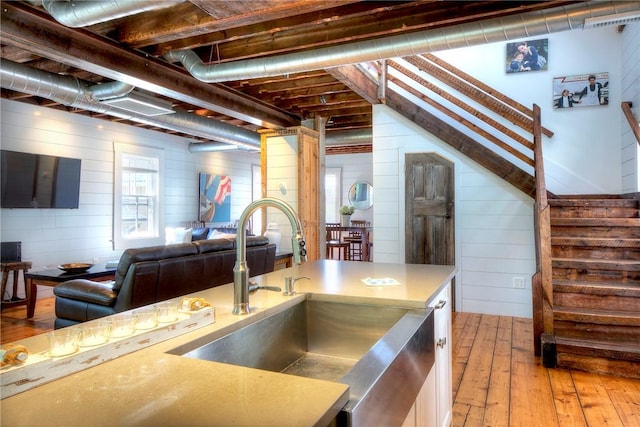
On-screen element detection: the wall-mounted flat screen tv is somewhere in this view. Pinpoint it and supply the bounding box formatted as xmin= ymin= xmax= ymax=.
xmin=1 ymin=150 xmax=81 ymax=209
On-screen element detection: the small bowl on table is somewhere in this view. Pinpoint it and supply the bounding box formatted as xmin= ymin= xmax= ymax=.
xmin=58 ymin=263 xmax=93 ymax=274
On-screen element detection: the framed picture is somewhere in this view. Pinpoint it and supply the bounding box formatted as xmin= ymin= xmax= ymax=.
xmin=199 ymin=173 xmax=231 ymax=222
xmin=552 ymin=72 xmax=609 ymax=109
xmin=506 ymin=38 xmax=548 ymax=73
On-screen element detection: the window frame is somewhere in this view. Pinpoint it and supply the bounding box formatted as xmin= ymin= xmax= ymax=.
xmin=325 ymin=167 xmax=342 ymax=223
xmin=113 ymin=142 xmax=165 ymax=250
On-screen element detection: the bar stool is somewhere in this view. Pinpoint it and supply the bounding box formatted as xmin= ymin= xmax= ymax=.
xmin=344 ymin=220 xmax=369 ymax=261
xmin=325 ymin=223 xmax=350 ymax=260
xmin=1 ymin=261 xmax=33 ymax=313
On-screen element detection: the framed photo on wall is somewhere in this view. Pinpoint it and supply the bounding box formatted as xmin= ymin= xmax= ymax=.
xmin=199 ymin=172 xmax=231 ymax=222
xmin=506 ymin=38 xmax=548 ymax=73
xmin=552 ymin=72 xmax=609 ymax=109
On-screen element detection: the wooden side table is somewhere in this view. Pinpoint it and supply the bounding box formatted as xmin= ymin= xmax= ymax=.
xmin=1 ymin=261 xmax=33 ymax=314
xmin=274 ymin=252 xmax=293 ymax=270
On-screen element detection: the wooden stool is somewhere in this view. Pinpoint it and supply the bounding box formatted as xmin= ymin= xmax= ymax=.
xmin=325 ymin=223 xmax=350 ymax=260
xmin=1 ymin=261 xmax=33 ymax=313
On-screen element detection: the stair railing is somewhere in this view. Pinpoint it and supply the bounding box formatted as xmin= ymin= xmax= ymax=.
xmin=375 ymin=56 xmax=556 ymax=355
xmin=621 ymin=102 xmax=640 ymax=146
xmin=531 ymin=104 xmax=553 ymax=356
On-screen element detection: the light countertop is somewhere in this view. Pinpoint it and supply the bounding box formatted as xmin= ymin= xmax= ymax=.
xmin=1 ymin=260 xmax=456 ymax=426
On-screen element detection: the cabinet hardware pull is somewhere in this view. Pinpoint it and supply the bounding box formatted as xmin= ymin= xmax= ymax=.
xmin=435 ymin=300 xmax=446 ymax=309
xmin=437 ymin=337 xmax=447 ymax=349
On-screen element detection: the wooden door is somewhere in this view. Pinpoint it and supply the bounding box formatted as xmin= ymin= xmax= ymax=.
xmin=405 ymin=153 xmax=454 ymax=266
xmin=297 ymin=127 xmax=319 ymax=261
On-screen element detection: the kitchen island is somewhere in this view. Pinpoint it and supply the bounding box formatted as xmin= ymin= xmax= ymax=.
xmin=1 ymin=260 xmax=456 ymax=426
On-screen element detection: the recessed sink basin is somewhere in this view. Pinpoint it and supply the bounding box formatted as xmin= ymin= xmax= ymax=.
xmin=171 ymin=298 xmax=434 ymax=426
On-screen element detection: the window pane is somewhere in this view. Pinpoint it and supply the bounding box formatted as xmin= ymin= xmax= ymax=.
xmin=325 ymin=168 xmax=341 ymax=223
xmin=113 ymin=142 xmax=164 ymax=250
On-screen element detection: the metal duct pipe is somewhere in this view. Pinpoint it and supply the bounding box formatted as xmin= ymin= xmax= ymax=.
xmin=87 ymin=81 xmax=134 ymax=101
xmin=325 ymin=129 xmax=372 ymax=146
xmin=188 ymin=129 xmax=373 ymax=152
xmin=0 ymin=59 xmax=260 ymax=149
xmin=189 ymin=142 xmax=255 ymax=152
xmin=165 ymin=1 xmax=639 ymax=83
xmin=42 ymin=0 xmax=184 ymax=28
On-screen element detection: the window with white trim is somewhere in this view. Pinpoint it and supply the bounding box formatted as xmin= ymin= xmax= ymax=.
xmin=113 ymin=142 xmax=164 ymax=250
xmin=325 ymin=167 xmax=342 ymax=223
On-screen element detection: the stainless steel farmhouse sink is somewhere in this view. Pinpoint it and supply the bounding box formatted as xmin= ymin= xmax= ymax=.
xmin=170 ymin=298 xmax=435 ymax=426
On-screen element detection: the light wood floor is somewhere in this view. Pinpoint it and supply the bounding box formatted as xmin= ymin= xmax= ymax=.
xmin=453 ymin=312 xmax=640 ymax=426
xmin=1 ymin=297 xmax=56 ymax=344
xmin=2 ymin=301 xmax=639 ymax=425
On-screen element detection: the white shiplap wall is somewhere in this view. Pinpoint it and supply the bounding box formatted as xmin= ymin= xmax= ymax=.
xmin=1 ymin=99 xmax=259 ymax=298
xmin=2 ymin=23 xmax=636 ymax=314
xmin=621 ymin=22 xmax=640 ymax=193
xmin=373 ymin=105 xmax=535 ymax=317
xmin=433 ymin=26 xmax=625 ymax=195
xmin=368 ymin=24 xmax=635 ymax=317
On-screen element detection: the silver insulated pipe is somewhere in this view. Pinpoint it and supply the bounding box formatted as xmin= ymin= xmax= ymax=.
xmin=165 ymin=1 xmax=640 ymax=83
xmin=0 ymin=59 xmax=260 ymax=149
xmin=42 ymin=0 xmax=185 ymax=28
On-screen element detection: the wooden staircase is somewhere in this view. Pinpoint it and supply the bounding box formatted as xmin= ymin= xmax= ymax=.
xmin=329 ymin=56 xmax=640 ymax=378
xmin=542 ymin=195 xmax=640 ymax=379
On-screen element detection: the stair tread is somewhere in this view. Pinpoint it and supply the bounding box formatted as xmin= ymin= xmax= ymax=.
xmin=549 ymin=198 xmax=639 ymax=208
xmin=553 ymin=336 xmax=640 ymax=363
xmin=552 ymin=257 xmax=640 ymax=271
xmin=554 ymin=335 xmax=640 ymax=351
xmin=551 ymin=218 xmax=640 ymax=226
xmin=551 ymin=237 xmax=640 ymax=247
xmin=554 ymin=306 xmax=640 ymax=324
xmin=555 ymin=305 xmax=640 ymax=315
xmin=553 ymin=279 xmax=640 ymax=296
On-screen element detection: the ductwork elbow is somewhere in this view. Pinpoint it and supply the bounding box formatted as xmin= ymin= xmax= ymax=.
xmin=87 ymin=81 xmax=135 ymax=101
xmin=42 ymin=0 xmax=185 ymax=28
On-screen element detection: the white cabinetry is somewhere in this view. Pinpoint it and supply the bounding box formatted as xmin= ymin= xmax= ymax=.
xmin=430 ymin=282 xmax=452 ymax=426
xmin=404 ymin=281 xmax=452 ymax=427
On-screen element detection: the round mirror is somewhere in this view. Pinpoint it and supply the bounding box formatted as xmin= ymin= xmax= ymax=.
xmin=348 ymin=182 xmax=373 ymax=210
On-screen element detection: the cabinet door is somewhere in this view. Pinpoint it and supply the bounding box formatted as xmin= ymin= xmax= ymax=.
xmin=414 ymin=366 xmax=437 ymax=426
xmin=430 ymin=282 xmax=452 ymax=426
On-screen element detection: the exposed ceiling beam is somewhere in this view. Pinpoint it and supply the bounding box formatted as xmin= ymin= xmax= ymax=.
xmin=0 ymin=1 xmax=299 ymax=129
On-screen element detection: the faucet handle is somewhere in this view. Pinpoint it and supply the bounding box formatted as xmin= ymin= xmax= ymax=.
xmin=284 ymin=276 xmax=310 ymax=296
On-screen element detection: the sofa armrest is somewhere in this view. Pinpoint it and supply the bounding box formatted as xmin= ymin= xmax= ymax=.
xmin=53 ymin=279 xmax=118 ymax=307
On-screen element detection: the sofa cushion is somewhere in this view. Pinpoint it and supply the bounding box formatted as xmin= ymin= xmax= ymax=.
xmin=246 ymin=235 xmax=270 ymax=247
xmin=165 ymin=227 xmax=192 ymax=244
xmin=53 ymin=279 xmax=117 ymax=306
xmin=194 ymin=238 xmax=235 ymax=254
xmin=191 ymin=227 xmax=210 ymax=241
xmin=113 ymin=243 xmax=198 ymax=291
xmin=207 ymin=229 xmax=236 ymax=240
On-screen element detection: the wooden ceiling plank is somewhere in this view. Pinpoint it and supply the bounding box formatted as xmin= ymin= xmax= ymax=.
xmin=119 ymin=0 xmax=363 ymax=49
xmin=187 ymin=1 xmax=563 ymax=63
xmin=326 ymin=65 xmax=380 ymax=105
xmin=234 ymin=74 xmax=338 ymax=92
xmin=276 ymin=85 xmax=352 ymax=100
xmin=183 ymin=1 xmax=409 ymax=60
xmin=0 ymin=2 xmax=298 ymax=129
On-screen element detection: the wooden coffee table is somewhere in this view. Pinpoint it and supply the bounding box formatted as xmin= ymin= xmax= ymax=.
xmin=26 ymin=265 xmax=116 ymax=318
